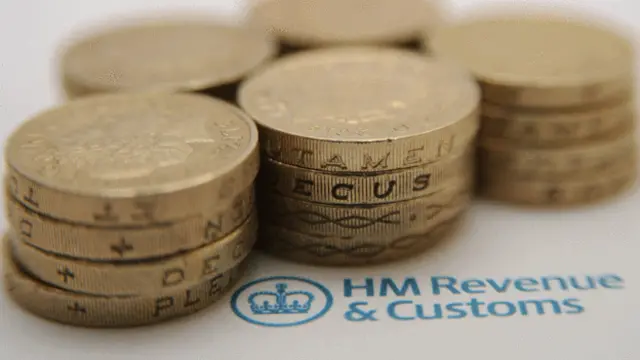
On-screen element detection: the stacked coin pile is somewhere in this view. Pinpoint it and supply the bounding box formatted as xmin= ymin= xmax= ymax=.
xmin=238 ymin=47 xmax=480 ymax=266
xmin=59 ymin=19 xmax=276 ymax=102
xmin=3 ymin=92 xmax=260 ymax=327
xmin=246 ymin=0 xmax=445 ymax=56
xmin=430 ymin=13 xmax=638 ymax=206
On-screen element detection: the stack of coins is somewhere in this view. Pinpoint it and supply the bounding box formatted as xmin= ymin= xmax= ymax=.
xmin=430 ymin=13 xmax=638 ymax=206
xmin=59 ymin=18 xmax=276 ymax=102
xmin=3 ymin=93 xmax=260 ymax=327
xmin=238 ymin=47 xmax=480 ymax=266
xmin=246 ymin=0 xmax=445 ymax=56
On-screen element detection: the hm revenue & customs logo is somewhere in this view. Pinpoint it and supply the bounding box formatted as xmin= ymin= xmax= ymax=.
xmin=230 ymin=276 xmax=333 ymax=327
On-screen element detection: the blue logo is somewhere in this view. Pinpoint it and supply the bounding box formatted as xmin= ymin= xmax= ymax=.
xmin=231 ymin=276 xmax=333 ymax=327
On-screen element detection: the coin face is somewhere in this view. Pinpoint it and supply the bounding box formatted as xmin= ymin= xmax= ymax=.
xmin=239 ymin=47 xmax=479 ymax=142
xmin=6 ymin=93 xmax=258 ymax=197
xmin=430 ymin=14 xmax=633 ymax=103
xmin=61 ymin=21 xmax=276 ymax=94
xmin=249 ymin=0 xmax=442 ymax=46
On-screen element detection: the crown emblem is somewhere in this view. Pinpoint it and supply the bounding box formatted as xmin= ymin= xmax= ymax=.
xmin=248 ymin=283 xmax=315 ymax=315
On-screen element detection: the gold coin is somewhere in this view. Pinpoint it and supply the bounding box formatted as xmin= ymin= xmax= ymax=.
xmin=430 ymin=13 xmax=634 ymax=108
xmin=478 ymin=130 xmax=637 ymax=178
xmin=480 ymin=96 xmax=636 ymax=146
xmin=258 ymin=214 xmax=464 ymax=266
xmin=3 ymin=244 xmax=245 ymax=328
xmin=479 ymin=165 xmax=637 ymax=206
xmin=10 ymin=213 xmax=257 ymax=296
xmin=5 ymin=188 xmax=254 ymax=261
xmin=248 ymin=0 xmax=444 ymax=48
xmin=5 ymin=93 xmax=259 ymax=226
xmin=60 ymin=19 xmax=276 ymax=98
xmin=259 ymin=181 xmax=470 ymax=238
xmin=259 ymin=150 xmax=472 ymax=205
xmin=239 ymin=47 xmax=480 ymax=172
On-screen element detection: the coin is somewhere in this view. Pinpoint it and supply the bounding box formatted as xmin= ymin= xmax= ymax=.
xmin=5 ymin=188 xmax=254 ymax=261
xmin=479 ymin=149 xmax=636 ymax=182
xmin=478 ymin=130 xmax=637 ymax=178
xmin=478 ymin=165 xmax=637 ymax=206
xmin=259 ymin=150 xmax=472 ymax=205
xmin=10 ymin=213 xmax=257 ymax=296
xmin=247 ymin=0 xmax=444 ymax=48
xmin=4 ymin=244 xmax=246 ymax=328
xmin=60 ymin=19 xmax=276 ymax=98
xmin=258 ymin=214 xmax=464 ymax=266
xmin=480 ymin=95 xmax=636 ymax=146
xmin=5 ymin=93 xmax=259 ymax=226
xmin=239 ymin=47 xmax=480 ymax=172
xmin=430 ymin=13 xmax=634 ymax=108
xmin=259 ymin=181 xmax=470 ymax=238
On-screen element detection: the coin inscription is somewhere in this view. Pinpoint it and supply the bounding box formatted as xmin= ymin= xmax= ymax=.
xmin=263 ymin=134 xmax=460 ymax=170
xmin=4 ymin=241 xmax=245 ymax=327
xmin=260 ymin=152 xmax=471 ymax=204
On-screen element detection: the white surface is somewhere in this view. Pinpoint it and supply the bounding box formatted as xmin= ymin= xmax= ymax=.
xmin=1 ymin=0 xmax=639 ymax=359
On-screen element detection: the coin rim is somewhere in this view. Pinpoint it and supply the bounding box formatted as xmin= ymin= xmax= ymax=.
xmin=8 ymin=211 xmax=258 ymax=296
xmin=3 ymin=239 xmax=246 ymax=327
xmin=5 ymin=186 xmax=255 ymax=261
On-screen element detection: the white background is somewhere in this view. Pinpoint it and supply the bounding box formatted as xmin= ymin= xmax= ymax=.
xmin=1 ymin=0 xmax=640 ymax=359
